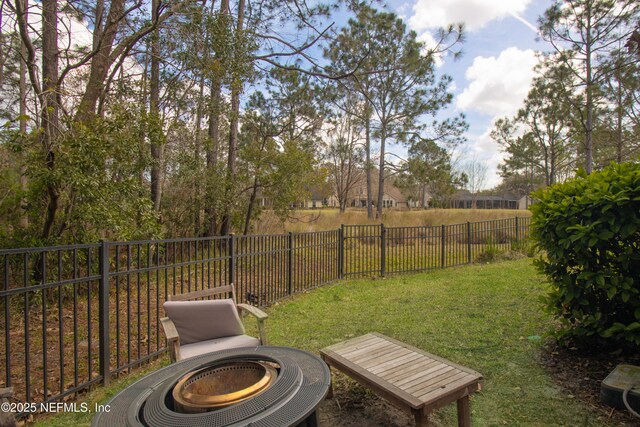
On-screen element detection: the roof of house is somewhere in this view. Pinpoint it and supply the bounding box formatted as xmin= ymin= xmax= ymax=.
xmin=347 ymin=174 xmax=408 ymax=203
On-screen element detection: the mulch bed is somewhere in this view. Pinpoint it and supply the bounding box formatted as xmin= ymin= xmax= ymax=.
xmin=539 ymin=342 xmax=640 ymax=426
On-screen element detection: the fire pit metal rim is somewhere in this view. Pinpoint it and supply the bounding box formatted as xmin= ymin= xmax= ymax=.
xmin=92 ymin=346 xmax=331 ymax=427
xmin=172 ymin=360 xmax=278 ymax=410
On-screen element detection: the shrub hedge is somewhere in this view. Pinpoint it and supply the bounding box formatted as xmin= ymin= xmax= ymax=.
xmin=531 ymin=162 xmax=640 ymax=351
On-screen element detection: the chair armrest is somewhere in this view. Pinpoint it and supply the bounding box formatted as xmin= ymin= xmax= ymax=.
xmin=160 ymin=317 xmax=181 ymax=362
xmin=237 ymin=304 xmax=268 ymax=321
xmin=237 ymin=304 xmax=268 ymax=345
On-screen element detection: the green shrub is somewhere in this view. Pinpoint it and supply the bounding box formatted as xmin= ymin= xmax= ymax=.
xmin=476 ymin=241 xmax=503 ymax=263
xmin=511 ymin=237 xmax=536 ymax=257
xmin=531 ymin=162 xmax=640 ymax=351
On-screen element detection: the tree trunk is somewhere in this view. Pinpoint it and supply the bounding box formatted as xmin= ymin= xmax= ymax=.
xmin=584 ymin=2 xmax=593 ymax=174
xmin=244 ymin=176 xmax=259 ymax=235
xmin=544 ymin=147 xmax=551 ymax=186
xmin=194 ymin=76 xmax=205 ymax=235
xmin=18 ymin=0 xmax=29 ymax=228
xmin=0 ymin=11 xmax=5 ymax=87
xmin=616 ymin=70 xmax=623 ymax=163
xmin=205 ymin=0 xmax=230 ymax=236
xmin=220 ymin=0 xmax=245 ymax=237
xmin=365 ymin=111 xmax=373 ymax=219
xmin=40 ymin=0 xmax=60 ymax=240
xmin=149 ymin=0 xmax=163 ymax=213
xmin=376 ymin=124 xmax=386 ymax=219
xmin=139 ymin=41 xmax=149 ymax=188
xmin=549 ymin=145 xmax=556 ymax=185
xmin=75 ymin=0 xmax=125 ymax=123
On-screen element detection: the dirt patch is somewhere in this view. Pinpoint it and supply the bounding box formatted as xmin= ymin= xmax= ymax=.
xmin=316 ymin=373 xmax=444 ymax=427
xmin=539 ymin=342 xmax=640 ymax=426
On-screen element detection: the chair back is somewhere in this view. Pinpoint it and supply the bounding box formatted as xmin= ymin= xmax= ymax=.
xmin=168 ymin=284 xmax=236 ymax=302
xmin=164 ymin=284 xmax=244 ymax=345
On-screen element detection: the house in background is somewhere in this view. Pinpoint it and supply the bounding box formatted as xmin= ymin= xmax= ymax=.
xmin=346 ymin=177 xmax=426 ymax=209
xmin=295 ymin=189 xmax=339 ymax=209
xmin=288 ymin=171 xmax=531 ymax=211
xmin=449 ymin=190 xmax=521 ymax=209
xmin=518 ymin=195 xmax=534 ymax=210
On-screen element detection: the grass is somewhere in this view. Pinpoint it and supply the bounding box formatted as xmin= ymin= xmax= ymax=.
xmin=32 ymin=358 xmax=169 ymax=427
xmin=34 ymin=258 xmax=610 ymax=426
xmin=263 ymin=258 xmax=609 ymax=426
xmin=254 ymin=208 xmax=532 ymax=234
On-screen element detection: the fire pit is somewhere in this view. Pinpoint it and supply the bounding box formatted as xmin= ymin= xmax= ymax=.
xmin=173 ymin=361 xmax=278 ymax=412
xmin=92 ymin=347 xmax=330 ymax=427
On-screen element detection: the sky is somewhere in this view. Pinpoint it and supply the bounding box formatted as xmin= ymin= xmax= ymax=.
xmin=379 ymin=0 xmax=553 ymax=189
xmin=2 ymin=0 xmax=552 ymax=190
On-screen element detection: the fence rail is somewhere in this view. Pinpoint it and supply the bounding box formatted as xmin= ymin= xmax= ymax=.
xmin=0 ymin=217 xmax=530 ymax=416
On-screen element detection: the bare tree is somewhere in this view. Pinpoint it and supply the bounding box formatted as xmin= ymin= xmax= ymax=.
xmin=460 ymin=157 xmax=488 ymax=208
xmin=325 ymin=107 xmax=365 ymax=212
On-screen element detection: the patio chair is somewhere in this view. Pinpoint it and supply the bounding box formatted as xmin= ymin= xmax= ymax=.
xmin=160 ymin=284 xmax=268 ymax=362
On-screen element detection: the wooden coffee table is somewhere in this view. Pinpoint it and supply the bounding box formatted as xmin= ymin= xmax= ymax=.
xmin=320 ymin=333 xmax=483 ymax=427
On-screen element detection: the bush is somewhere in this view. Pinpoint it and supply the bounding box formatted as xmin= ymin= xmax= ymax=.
xmin=531 ymin=162 xmax=640 ymax=351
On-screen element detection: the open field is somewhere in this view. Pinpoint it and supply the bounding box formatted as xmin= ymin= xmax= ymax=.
xmin=34 ymin=258 xmax=629 ymax=426
xmin=255 ymin=208 xmax=532 ymax=234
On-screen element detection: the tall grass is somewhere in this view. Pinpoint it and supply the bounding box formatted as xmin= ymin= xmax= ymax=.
xmin=254 ymin=209 xmax=531 ymax=234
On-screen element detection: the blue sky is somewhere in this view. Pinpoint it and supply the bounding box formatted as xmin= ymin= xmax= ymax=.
xmin=375 ymin=0 xmax=553 ymax=188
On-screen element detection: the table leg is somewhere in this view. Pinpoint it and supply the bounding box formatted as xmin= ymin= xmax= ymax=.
xmin=413 ymin=409 xmax=430 ymax=427
xmin=457 ymin=395 xmax=471 ymax=427
xmin=323 ymin=360 xmax=334 ymax=399
xmin=326 ymin=377 xmax=334 ymax=399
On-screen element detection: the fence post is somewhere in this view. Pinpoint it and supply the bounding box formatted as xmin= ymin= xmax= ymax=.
xmin=228 ymin=234 xmax=235 ymax=286
xmin=441 ymin=224 xmax=446 ymax=269
xmin=380 ymin=224 xmax=386 ymax=277
xmin=467 ymin=222 xmax=472 ymax=264
xmin=338 ymin=225 xmax=344 ymax=279
xmin=288 ymin=232 xmax=293 ymax=295
xmin=98 ymin=240 xmax=110 ymax=387
xmin=515 ymin=216 xmax=520 ymax=242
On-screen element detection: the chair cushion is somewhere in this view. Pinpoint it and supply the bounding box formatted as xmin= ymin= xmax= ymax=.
xmin=163 ymin=299 xmax=245 ymax=345
xmin=179 ymin=335 xmax=261 ymax=360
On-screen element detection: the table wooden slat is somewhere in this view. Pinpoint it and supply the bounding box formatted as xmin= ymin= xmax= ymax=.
xmin=405 ymin=369 xmax=464 ymax=395
xmin=336 ymin=338 xmax=388 ymax=359
xmin=354 ymin=347 xmax=411 ymax=368
xmin=327 ymin=334 xmax=380 ymax=352
xmin=348 ymin=342 xmax=399 ymax=364
xmin=417 ymin=373 xmax=479 ymax=401
xmin=320 ymin=332 xmax=483 ymax=426
xmin=370 ymin=352 xmax=423 ymax=375
xmin=381 ymin=359 xmax=441 ymax=382
xmin=392 ymin=363 xmax=450 ymax=387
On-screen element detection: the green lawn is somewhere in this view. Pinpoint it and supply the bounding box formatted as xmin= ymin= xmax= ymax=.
xmin=36 ymin=258 xmax=612 ymax=426
xmin=264 ymin=258 xmax=607 ymax=426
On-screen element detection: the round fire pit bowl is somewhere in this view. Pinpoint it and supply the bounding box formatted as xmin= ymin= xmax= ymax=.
xmin=173 ymin=361 xmax=278 ymax=412
xmin=92 ymin=347 xmax=331 ymax=427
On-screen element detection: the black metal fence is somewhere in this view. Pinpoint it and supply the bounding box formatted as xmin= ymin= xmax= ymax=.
xmin=0 ymin=217 xmax=530 ymax=414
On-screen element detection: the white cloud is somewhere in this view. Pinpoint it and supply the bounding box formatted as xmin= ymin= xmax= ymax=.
xmin=456 ymin=47 xmax=537 ymax=118
xmin=416 ymin=32 xmax=445 ymax=67
xmin=409 ymin=0 xmax=532 ymax=32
